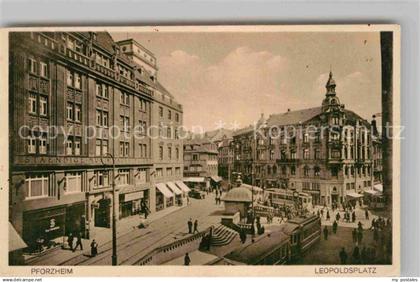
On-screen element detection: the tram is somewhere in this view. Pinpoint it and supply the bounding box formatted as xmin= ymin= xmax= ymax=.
xmin=264 ymin=188 xmax=313 ymax=210
xmin=222 ymin=215 xmax=321 ymax=265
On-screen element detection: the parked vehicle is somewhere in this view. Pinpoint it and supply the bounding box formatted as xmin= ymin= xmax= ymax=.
xmin=188 ymin=189 xmax=206 ymax=199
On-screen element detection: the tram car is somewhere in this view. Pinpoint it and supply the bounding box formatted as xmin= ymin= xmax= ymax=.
xmin=264 ymin=188 xmax=313 ymax=209
xmin=221 ymin=215 xmax=321 ymax=265
xmin=223 ymin=230 xmax=291 ymax=265
xmin=280 ymin=215 xmax=321 ymax=261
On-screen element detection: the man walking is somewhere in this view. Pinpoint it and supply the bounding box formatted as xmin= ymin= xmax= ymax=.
xmin=332 ymin=220 xmax=338 ymax=234
xmin=73 ymin=232 xmax=83 ymax=252
xmin=67 ymin=233 xmax=74 ymax=251
xmin=188 ymin=218 xmax=193 ymax=234
xmin=326 ymin=210 xmax=330 ymax=221
xmin=193 ymin=219 xmax=199 ymax=234
xmin=184 ymin=253 xmax=191 ymax=266
xmin=365 ymin=209 xmax=369 ymax=220
xmin=339 ymin=247 xmax=348 ymax=264
xmin=357 ymin=229 xmax=363 ymax=245
xmin=90 ymin=239 xmax=98 ymax=257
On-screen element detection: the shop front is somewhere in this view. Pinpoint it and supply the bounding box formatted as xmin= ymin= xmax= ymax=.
xmin=94 ymin=198 xmax=111 ymax=228
xmin=22 ymin=206 xmax=66 ymax=251
xmin=166 ymin=182 xmax=184 ymax=206
xmin=65 ymin=202 xmax=86 ymax=237
xmin=155 ymin=183 xmax=174 ymax=210
xmin=119 ymin=191 xmax=144 ymax=219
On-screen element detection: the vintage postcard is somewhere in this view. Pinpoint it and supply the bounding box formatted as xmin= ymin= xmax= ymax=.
xmin=0 ymin=25 xmax=400 ymax=276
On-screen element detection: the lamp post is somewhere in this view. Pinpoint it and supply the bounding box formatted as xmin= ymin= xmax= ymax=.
xmin=101 ymin=153 xmax=118 ymax=266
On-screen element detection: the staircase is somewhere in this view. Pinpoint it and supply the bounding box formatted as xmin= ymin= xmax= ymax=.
xmin=210 ymin=224 xmax=238 ymax=246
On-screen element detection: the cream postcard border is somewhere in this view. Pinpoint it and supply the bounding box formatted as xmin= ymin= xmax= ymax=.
xmin=0 ymin=24 xmax=401 ymax=277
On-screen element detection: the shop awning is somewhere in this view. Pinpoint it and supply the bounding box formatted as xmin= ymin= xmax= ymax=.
xmin=183 ymin=177 xmax=206 ymax=183
xmin=210 ymin=175 xmax=222 ymax=182
xmin=374 ymin=183 xmax=383 ymax=192
xmin=175 ymin=181 xmax=191 ymax=193
xmin=346 ymin=192 xmax=364 ymax=198
xmin=364 ymin=189 xmax=379 ymax=196
xmin=9 ymin=222 xmax=27 ymax=252
xmin=156 ymin=183 xmax=174 ymax=198
xmin=166 ymin=182 xmax=183 ymax=195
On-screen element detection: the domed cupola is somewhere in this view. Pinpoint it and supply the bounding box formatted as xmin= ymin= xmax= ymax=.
xmin=322 ymin=71 xmax=342 ymax=112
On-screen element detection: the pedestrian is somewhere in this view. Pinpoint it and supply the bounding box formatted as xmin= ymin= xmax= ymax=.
xmin=352 ymin=211 xmax=356 ymax=223
xmin=326 ymin=210 xmax=330 ymax=221
xmin=193 ymin=219 xmax=199 ymax=234
xmin=188 ymin=218 xmax=193 ymax=234
xmin=317 ymin=210 xmax=320 ymax=218
xmin=320 ymin=209 xmax=324 ymax=218
xmin=339 ymin=247 xmax=348 ymax=264
xmin=365 ymin=209 xmax=369 ymax=220
xmin=90 ymin=239 xmax=98 ymax=257
xmin=336 ymin=212 xmax=341 ymax=222
xmin=240 ymin=228 xmax=246 ymax=244
xmin=332 ymin=220 xmax=338 ymax=234
xmin=352 ymin=228 xmax=357 ymax=243
xmin=73 ymin=232 xmax=83 ymax=252
xmin=184 ymin=253 xmax=191 ymax=266
xmin=323 ymin=226 xmax=329 ymax=240
xmin=371 ymin=218 xmax=376 ymax=230
xmin=357 ymin=229 xmax=363 ymax=245
xmin=373 ymin=228 xmax=379 ymax=242
xmin=352 ymin=246 xmax=360 ymax=264
xmin=358 ymin=221 xmax=363 ymax=232
xmin=67 ymin=233 xmax=74 ymax=251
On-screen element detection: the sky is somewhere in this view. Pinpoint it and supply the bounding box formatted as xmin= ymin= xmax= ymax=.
xmin=111 ymin=31 xmax=382 ymax=131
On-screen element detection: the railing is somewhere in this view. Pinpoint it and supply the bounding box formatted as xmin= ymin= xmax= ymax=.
xmin=66 ymin=49 xmax=90 ymax=66
xmin=135 ymin=226 xmax=212 ymax=265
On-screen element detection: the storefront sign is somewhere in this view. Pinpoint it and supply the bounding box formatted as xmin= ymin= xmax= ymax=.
xmin=124 ymin=191 xmax=144 ymax=202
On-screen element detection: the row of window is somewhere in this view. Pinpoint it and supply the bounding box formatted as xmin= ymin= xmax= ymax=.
xmin=24 ymin=168 xmax=150 ymax=199
xmin=158 ymin=106 xmax=180 ymax=122
xmin=67 ymin=102 xmax=82 ymax=122
xmin=344 ymin=165 xmax=372 ymax=177
xmin=28 ymin=93 xmax=48 ymax=116
xmin=28 ymin=58 xmax=49 ymax=78
xmin=158 ymin=146 xmax=180 ymax=161
xmin=155 ymin=167 xmax=182 ymax=177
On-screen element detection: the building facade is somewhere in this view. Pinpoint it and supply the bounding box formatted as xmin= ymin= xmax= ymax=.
xmin=217 ymin=135 xmax=234 ymax=181
xmin=233 ymin=72 xmax=381 ymax=206
xmin=9 ymin=31 xmax=185 ymax=249
xmin=183 ymin=137 xmax=219 ymax=183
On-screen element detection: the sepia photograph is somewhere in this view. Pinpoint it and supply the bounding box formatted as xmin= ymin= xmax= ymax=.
xmin=3 ymin=25 xmax=400 ymax=275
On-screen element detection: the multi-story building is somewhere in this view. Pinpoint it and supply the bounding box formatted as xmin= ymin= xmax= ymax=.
xmin=183 ymin=137 xmax=219 ymax=188
xmin=233 ymin=72 xmax=380 ymax=206
xmin=217 ymin=135 xmax=234 ymax=181
xmin=8 ymin=31 xmax=186 ymax=249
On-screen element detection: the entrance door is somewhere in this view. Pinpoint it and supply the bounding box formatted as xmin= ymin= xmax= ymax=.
xmin=94 ymin=199 xmax=110 ymax=228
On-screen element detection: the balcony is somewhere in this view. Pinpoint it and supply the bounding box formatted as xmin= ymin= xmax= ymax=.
xmin=276 ymin=158 xmax=299 ymax=164
xmin=65 ymin=48 xmax=90 ymax=67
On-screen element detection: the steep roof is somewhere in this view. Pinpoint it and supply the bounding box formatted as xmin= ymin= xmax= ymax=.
xmin=96 ymin=32 xmax=116 ymax=54
xmin=266 ymin=107 xmax=323 ymax=127
xmin=232 ymin=125 xmax=254 ymax=137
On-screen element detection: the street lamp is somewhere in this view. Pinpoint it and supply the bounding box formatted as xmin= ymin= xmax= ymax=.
xmin=101 ymin=153 xmax=118 ymax=266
